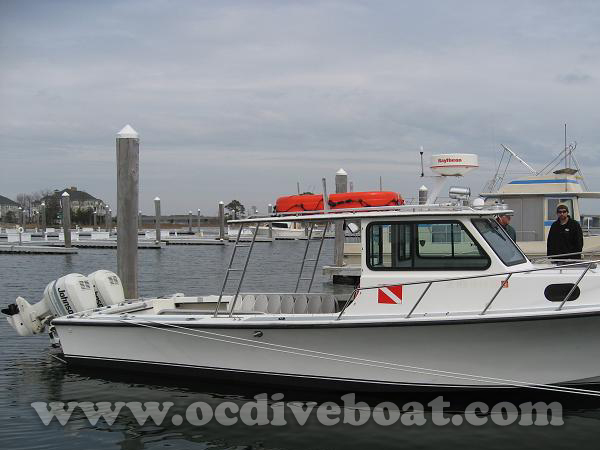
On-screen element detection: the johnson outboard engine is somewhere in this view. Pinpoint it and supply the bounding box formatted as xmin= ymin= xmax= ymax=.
xmin=88 ymin=270 xmax=125 ymax=307
xmin=2 ymin=270 xmax=124 ymax=337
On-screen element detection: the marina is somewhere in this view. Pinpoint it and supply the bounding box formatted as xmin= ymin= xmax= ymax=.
xmin=2 ymin=1 xmax=600 ymax=449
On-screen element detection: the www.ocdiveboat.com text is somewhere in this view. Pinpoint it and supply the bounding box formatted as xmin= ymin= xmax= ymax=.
xmin=32 ymin=394 xmax=564 ymax=427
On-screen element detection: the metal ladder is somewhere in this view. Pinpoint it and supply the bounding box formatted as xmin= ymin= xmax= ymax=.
xmin=213 ymin=222 xmax=260 ymax=317
xmin=295 ymin=221 xmax=329 ymax=292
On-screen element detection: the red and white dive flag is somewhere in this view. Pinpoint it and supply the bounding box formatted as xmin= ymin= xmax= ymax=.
xmin=378 ymin=285 xmax=403 ymax=304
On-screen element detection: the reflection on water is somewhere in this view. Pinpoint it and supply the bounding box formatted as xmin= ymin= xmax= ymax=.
xmin=1 ymin=243 xmax=600 ymax=449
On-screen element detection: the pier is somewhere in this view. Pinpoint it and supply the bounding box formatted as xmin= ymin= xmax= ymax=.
xmin=0 ymin=244 xmax=78 ymax=254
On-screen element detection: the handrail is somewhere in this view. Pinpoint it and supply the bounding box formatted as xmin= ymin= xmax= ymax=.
xmin=557 ymin=263 xmax=592 ymax=311
xmin=336 ymin=258 xmax=600 ymax=320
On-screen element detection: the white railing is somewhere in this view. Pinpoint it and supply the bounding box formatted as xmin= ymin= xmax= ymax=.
xmin=337 ymin=257 xmax=599 ymax=320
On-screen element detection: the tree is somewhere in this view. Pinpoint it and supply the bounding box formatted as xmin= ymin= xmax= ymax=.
xmin=4 ymin=210 xmax=16 ymax=224
xmin=225 ymin=200 xmax=245 ymax=219
xmin=45 ymin=195 xmax=61 ymax=226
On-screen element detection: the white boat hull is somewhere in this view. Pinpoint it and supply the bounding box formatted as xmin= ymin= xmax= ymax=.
xmin=54 ymin=311 xmax=600 ymax=390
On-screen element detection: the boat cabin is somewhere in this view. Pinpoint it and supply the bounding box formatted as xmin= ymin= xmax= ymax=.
xmin=480 ymin=169 xmax=600 ymax=243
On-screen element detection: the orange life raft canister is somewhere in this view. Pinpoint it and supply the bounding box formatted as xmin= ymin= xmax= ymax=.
xmin=275 ymin=191 xmax=403 ymax=213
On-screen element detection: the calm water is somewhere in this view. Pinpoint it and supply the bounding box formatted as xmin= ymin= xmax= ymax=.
xmin=1 ymin=241 xmax=600 ymax=449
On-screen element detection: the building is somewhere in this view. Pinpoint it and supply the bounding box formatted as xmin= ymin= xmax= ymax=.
xmin=0 ymin=195 xmax=21 ymax=222
xmin=39 ymin=187 xmax=106 ymax=215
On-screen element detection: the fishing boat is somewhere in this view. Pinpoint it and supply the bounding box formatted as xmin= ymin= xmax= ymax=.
xmin=4 ymin=201 xmax=600 ymax=392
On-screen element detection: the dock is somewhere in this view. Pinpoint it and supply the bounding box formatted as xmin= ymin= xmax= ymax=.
xmin=0 ymin=245 xmax=78 ymax=254
xmin=228 ymin=236 xmax=275 ymax=242
xmin=322 ymin=264 xmax=360 ymax=285
xmin=163 ymin=238 xmax=225 ymax=245
xmin=68 ymin=240 xmax=164 ymax=249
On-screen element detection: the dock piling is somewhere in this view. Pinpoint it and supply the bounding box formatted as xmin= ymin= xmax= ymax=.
xmin=188 ymin=211 xmax=193 ymax=233
xmin=334 ymin=168 xmax=348 ymax=267
xmin=116 ymin=124 xmax=139 ymax=299
xmin=154 ymin=197 xmax=161 ymax=243
xmin=61 ymin=192 xmax=72 ymax=248
xmin=268 ymin=204 xmax=273 ymax=239
xmin=107 ymin=208 xmax=112 ymax=233
xmin=218 ymin=201 xmax=225 ymax=240
xmin=41 ymin=202 xmax=46 ymax=232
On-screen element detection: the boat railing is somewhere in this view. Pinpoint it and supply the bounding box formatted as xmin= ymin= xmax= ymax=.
xmin=337 ymin=258 xmax=600 ymax=320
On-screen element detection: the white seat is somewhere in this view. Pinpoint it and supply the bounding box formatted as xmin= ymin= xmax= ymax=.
xmin=281 ymin=295 xmax=295 ymax=314
xmin=293 ymin=295 xmax=308 ymax=314
xmin=267 ymin=294 xmax=282 ymax=314
xmin=254 ymin=294 xmax=269 ymax=312
xmin=240 ymin=294 xmax=256 ymax=312
xmin=321 ymin=294 xmax=336 ymax=313
xmin=307 ymin=294 xmax=322 ymax=313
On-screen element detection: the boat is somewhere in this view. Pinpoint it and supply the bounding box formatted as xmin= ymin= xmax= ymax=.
xmin=4 ymin=202 xmax=600 ymax=392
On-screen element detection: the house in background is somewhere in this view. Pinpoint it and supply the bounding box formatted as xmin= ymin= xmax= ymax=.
xmin=40 ymin=187 xmax=106 ymax=214
xmin=0 ymin=195 xmax=21 ymax=222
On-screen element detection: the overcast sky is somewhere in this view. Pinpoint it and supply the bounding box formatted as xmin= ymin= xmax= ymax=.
xmin=1 ymin=0 xmax=599 ymax=214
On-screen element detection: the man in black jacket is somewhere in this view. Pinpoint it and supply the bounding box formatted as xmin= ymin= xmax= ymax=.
xmin=547 ymin=205 xmax=584 ymax=259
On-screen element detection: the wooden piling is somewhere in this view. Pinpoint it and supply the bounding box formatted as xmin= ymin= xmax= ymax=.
xmin=197 ymin=209 xmax=201 ymax=232
xmin=188 ymin=211 xmax=193 ymax=233
xmin=41 ymin=202 xmax=46 ymax=231
xmin=154 ymin=197 xmax=161 ymax=242
xmin=334 ymin=168 xmax=348 ymax=266
xmin=268 ymin=204 xmax=273 ymax=239
xmin=61 ymin=192 xmax=72 ymax=248
xmin=106 ymin=208 xmax=112 ymax=233
xmin=116 ymin=124 xmax=139 ymax=299
xmin=218 ymin=201 xmax=225 ymax=240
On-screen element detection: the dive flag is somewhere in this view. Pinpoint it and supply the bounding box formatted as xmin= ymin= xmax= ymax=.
xmin=378 ymin=285 xmax=403 ymax=304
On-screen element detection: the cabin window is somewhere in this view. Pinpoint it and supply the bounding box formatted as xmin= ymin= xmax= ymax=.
xmin=368 ymin=223 xmax=412 ymax=268
xmin=472 ymin=219 xmax=527 ymax=266
xmin=366 ymin=221 xmax=490 ymax=270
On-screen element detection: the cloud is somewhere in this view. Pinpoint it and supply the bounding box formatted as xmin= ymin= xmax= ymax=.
xmin=557 ymin=73 xmax=594 ymax=84
xmin=1 ymin=0 xmax=600 ymax=213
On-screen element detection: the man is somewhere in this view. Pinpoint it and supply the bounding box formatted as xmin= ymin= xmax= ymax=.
xmin=496 ymin=213 xmax=517 ymax=241
xmin=547 ymin=205 xmax=584 ymax=259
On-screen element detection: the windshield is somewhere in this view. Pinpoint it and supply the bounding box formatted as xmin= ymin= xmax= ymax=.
xmin=472 ymin=219 xmax=527 ymax=266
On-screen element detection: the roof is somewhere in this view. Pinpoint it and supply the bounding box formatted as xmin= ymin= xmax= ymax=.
xmin=42 ymin=188 xmax=100 ymax=203
xmin=481 ymin=192 xmax=600 ymax=199
xmin=0 ymin=195 xmax=20 ymax=206
xmin=230 ymin=204 xmax=511 ymax=224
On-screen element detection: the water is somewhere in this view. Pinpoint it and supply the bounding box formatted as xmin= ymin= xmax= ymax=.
xmin=1 ymin=242 xmax=600 ymax=449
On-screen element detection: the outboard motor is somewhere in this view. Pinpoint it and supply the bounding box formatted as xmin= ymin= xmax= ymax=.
xmin=88 ymin=270 xmax=125 ymax=307
xmin=2 ymin=271 xmax=124 ymax=337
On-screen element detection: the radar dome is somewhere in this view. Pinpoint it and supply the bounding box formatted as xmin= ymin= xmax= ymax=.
xmin=430 ymin=154 xmax=478 ymax=176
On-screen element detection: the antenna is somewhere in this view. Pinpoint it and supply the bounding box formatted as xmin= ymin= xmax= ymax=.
xmin=565 ymin=123 xmax=568 ymax=169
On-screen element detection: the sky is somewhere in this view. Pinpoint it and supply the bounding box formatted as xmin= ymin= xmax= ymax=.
xmin=1 ymin=0 xmax=600 ymax=215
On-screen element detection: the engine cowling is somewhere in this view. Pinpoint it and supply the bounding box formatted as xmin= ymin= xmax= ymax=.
xmin=43 ymin=273 xmax=97 ymax=317
xmin=3 ymin=271 xmax=124 ymax=336
xmin=88 ymin=270 xmax=125 ymax=307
